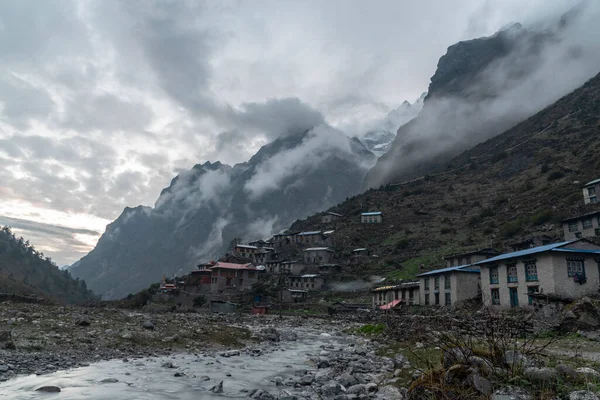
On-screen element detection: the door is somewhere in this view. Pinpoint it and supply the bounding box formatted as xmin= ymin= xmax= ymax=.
xmin=509 ymin=288 xmax=519 ymax=307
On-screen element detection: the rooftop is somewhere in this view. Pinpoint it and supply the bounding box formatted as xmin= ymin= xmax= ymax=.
xmin=372 ymin=281 xmax=419 ymax=292
xmin=323 ymin=230 xmax=335 ymax=235
xmin=235 ymin=244 xmax=258 ymax=250
xmin=326 ymin=212 xmax=342 ymax=217
xmin=474 ymin=240 xmax=600 ymax=265
xmin=417 ymin=264 xmax=480 ymax=277
xmin=443 ymin=248 xmax=500 ymax=260
xmin=211 ymin=262 xmax=255 ymax=270
xmin=561 ymin=210 xmax=600 ymax=222
xmin=298 ymin=231 xmax=322 ymax=236
xmin=361 ymin=212 xmax=382 ymax=216
xmin=303 ymin=247 xmax=333 ymax=252
xmin=301 ymin=274 xmax=319 ymax=278
xmin=584 ymin=178 xmax=600 ymax=187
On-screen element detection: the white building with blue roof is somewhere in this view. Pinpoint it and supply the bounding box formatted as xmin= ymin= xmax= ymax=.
xmin=475 ymin=239 xmax=600 ymax=308
xmin=361 ymin=212 xmax=383 ymax=224
xmin=417 ymin=264 xmax=481 ymax=307
xmin=583 ymin=178 xmax=600 ymax=204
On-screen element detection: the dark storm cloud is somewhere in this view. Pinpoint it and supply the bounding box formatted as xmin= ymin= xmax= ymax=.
xmin=0 ymin=216 xmax=99 ymax=237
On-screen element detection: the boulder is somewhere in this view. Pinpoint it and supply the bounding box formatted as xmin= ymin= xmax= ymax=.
xmin=35 ymin=386 xmax=61 ymax=393
xmin=258 ymin=328 xmax=280 ymax=342
xmin=575 ymin=367 xmax=600 ymax=380
xmin=556 ymin=364 xmax=579 ymax=381
xmin=491 ymin=386 xmax=533 ymax=400
xmin=346 ymin=384 xmax=367 ymax=395
xmin=504 ymin=350 xmax=528 ymax=368
xmin=210 ymin=381 xmax=223 ymax=394
xmin=220 ymin=350 xmax=240 ymax=358
xmin=100 ymin=378 xmax=119 ymax=383
xmin=142 ymin=321 xmax=155 ymax=330
xmin=569 ymin=391 xmax=600 ymax=400
xmin=77 ymin=316 xmax=91 ymax=326
xmin=468 ymin=355 xmax=494 ymax=377
xmin=523 ymin=367 xmax=558 ymax=384
xmin=377 ymin=385 xmax=404 ymax=399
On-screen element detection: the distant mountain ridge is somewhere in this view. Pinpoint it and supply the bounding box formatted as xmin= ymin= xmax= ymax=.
xmin=70 ymin=126 xmax=375 ymax=299
xmin=364 ymin=4 xmax=600 ymax=188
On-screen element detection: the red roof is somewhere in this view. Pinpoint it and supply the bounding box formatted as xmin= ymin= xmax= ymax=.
xmin=191 ymin=269 xmax=213 ymax=274
xmin=379 ymin=299 xmax=402 ymax=310
xmin=211 ymin=262 xmax=255 ymax=270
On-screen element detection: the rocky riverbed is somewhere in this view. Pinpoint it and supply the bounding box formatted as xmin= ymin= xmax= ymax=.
xmin=0 ymin=302 xmax=407 ymax=399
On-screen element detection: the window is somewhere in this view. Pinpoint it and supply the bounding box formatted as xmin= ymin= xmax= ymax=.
xmin=435 ymin=293 xmax=440 ymax=305
xmin=445 ymin=293 xmax=451 ymax=306
xmin=409 ymin=290 xmax=414 ymax=299
xmin=425 ymin=293 xmax=430 ymax=305
xmin=424 ymin=278 xmax=429 ymax=290
xmin=591 ymin=196 xmax=598 ymax=203
xmin=567 ymin=259 xmax=585 ymax=277
xmin=576 ymin=232 xmax=582 ymax=239
xmin=596 ymin=228 xmax=600 ymax=237
xmin=527 ymin=286 xmax=539 ymax=305
xmin=525 ymin=261 xmax=538 ymax=282
xmin=465 ymin=256 xmax=472 ymax=265
xmin=507 ymin=263 xmax=518 ymax=283
xmin=489 ymin=266 xmax=499 ymax=284
xmin=589 ymin=187 xmax=596 ymax=196
xmin=568 ymin=222 xmax=579 ymax=232
xmin=434 ymin=277 xmax=440 ymax=290
xmin=444 ymin=275 xmax=451 ymax=289
xmin=491 ymin=289 xmax=500 ymax=305
xmin=211 ymin=277 xmax=217 ymax=284
xmin=583 ymin=218 xmax=593 ymax=229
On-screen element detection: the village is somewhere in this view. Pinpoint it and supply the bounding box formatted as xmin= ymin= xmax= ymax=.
xmin=155 ymin=178 xmax=600 ymax=316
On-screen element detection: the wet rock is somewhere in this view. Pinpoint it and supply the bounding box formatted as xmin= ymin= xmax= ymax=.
xmin=142 ymin=321 xmax=155 ymax=330
xmin=77 ymin=316 xmax=91 ymax=327
xmin=161 ymin=362 xmax=175 ymax=368
xmin=347 ymin=384 xmax=368 ymax=395
xmin=491 ymin=386 xmax=533 ymax=400
xmin=36 ymin=386 xmax=61 ymax=393
xmin=277 ymin=389 xmax=296 ymax=400
xmin=523 ymin=367 xmax=558 ymax=384
xmin=100 ymin=378 xmax=119 ymax=383
xmin=365 ymin=382 xmax=378 ymax=393
xmin=220 ymin=350 xmax=240 ymax=357
xmin=317 ymin=359 xmax=330 ymax=368
xmin=569 ymin=391 xmax=600 ymax=400
xmin=279 ymin=331 xmax=298 ymax=341
xmin=321 ymin=382 xmax=344 ymax=396
xmin=258 ymin=328 xmax=280 ymax=342
xmin=0 ymin=365 xmax=9 ymax=373
xmin=210 ymin=380 xmax=223 ymax=394
xmin=174 ymin=372 xmax=185 ymax=377
xmin=249 ymin=389 xmax=276 ymax=399
xmin=337 ymin=373 xmax=358 ymax=387
xmin=300 ymin=375 xmax=314 ymax=385
xmin=199 ymin=375 xmax=210 ymax=382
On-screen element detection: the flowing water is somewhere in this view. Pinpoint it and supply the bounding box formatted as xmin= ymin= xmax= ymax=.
xmin=0 ymin=330 xmax=348 ymax=399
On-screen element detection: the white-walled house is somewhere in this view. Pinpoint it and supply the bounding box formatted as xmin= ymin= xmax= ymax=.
xmin=361 ymin=212 xmax=383 ymax=224
xmin=562 ymin=211 xmax=600 ymax=241
xmin=417 ymin=265 xmax=481 ymax=307
xmin=476 ymin=239 xmax=600 ymax=308
xmin=372 ymin=281 xmax=420 ymax=309
xmin=583 ymin=178 xmax=600 ymax=204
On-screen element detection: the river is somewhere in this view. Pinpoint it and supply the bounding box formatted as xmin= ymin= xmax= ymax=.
xmin=0 ymin=328 xmax=351 ymax=399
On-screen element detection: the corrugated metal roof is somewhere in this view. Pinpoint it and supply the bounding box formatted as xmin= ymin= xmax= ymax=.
xmin=416 ymin=264 xmax=480 ymax=277
xmin=298 ymin=231 xmax=322 ymax=236
xmin=380 ymin=299 xmax=402 ymax=310
xmin=303 ymin=247 xmax=333 ymax=252
xmin=353 ymin=248 xmax=367 ymax=252
xmin=327 ymin=212 xmax=342 ymax=217
xmin=323 ymin=230 xmax=335 ymax=235
xmin=361 ymin=212 xmax=382 ymax=216
xmin=584 ymin=178 xmax=600 ymax=187
xmin=301 ymin=274 xmax=319 ymax=278
xmin=561 ymin=210 xmax=600 ymax=222
xmin=443 ymin=248 xmax=500 ymax=260
xmin=212 ymin=262 xmax=255 ymax=270
xmin=474 ymin=241 xmax=577 ymax=265
xmin=552 ymin=248 xmax=600 ymax=255
xmin=236 ymin=244 xmax=258 ymax=249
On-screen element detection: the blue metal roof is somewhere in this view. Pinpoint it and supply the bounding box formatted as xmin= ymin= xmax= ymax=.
xmin=417 ymin=264 xmax=480 ymax=277
xmin=584 ymin=178 xmax=600 ymax=187
xmin=474 ymin=241 xmax=578 ymax=265
xmin=362 ymin=212 xmax=382 ymax=216
xmin=552 ymin=248 xmax=600 ymax=255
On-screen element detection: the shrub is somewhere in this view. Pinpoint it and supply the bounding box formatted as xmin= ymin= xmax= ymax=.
xmin=357 ymin=323 xmax=386 ymax=335
xmin=479 ymin=208 xmax=495 ymax=219
xmin=396 ymin=238 xmax=410 ymax=250
xmin=499 ymin=220 xmax=523 ymax=239
xmin=547 ymin=170 xmax=565 ymax=181
xmin=193 ymin=296 xmax=206 ymax=307
xmin=541 ymin=163 xmax=550 ymax=174
xmin=440 ymin=227 xmax=455 ymax=235
xmin=531 ymin=210 xmax=553 ymax=225
xmin=467 ymin=216 xmax=481 ymax=227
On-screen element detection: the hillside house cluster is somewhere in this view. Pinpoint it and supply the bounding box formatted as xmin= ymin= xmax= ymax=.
xmin=386 ymin=239 xmax=600 ymax=309
xmin=562 ymin=211 xmax=600 ymax=240
xmin=583 ymin=178 xmax=600 ymax=204
xmin=186 ymin=261 xmax=259 ymax=296
xmin=321 ymin=212 xmax=342 ymax=224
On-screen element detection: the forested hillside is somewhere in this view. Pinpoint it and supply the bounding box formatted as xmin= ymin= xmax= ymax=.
xmin=0 ymin=227 xmax=97 ymax=304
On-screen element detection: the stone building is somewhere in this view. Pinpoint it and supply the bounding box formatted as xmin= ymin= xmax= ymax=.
xmin=361 ymin=212 xmax=383 ymax=224
xmin=476 ymin=239 xmax=600 ymax=308
xmin=583 ymin=178 xmax=600 ymax=204
xmin=372 ymin=281 xmax=420 ymax=309
xmin=303 ymin=247 xmax=335 ymax=264
xmin=321 ymin=212 xmax=342 ymax=224
xmin=287 ymin=274 xmax=325 ymax=291
xmin=209 ymin=262 xmax=258 ymax=292
xmin=417 ymin=265 xmax=481 ymax=307
xmin=562 ymin=211 xmax=600 ymax=240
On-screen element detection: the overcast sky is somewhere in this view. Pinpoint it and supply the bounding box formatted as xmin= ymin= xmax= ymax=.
xmin=0 ymin=0 xmax=579 ymax=265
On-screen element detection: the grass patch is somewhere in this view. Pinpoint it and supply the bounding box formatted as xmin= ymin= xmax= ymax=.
xmin=356 ymin=323 xmax=386 ymax=336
